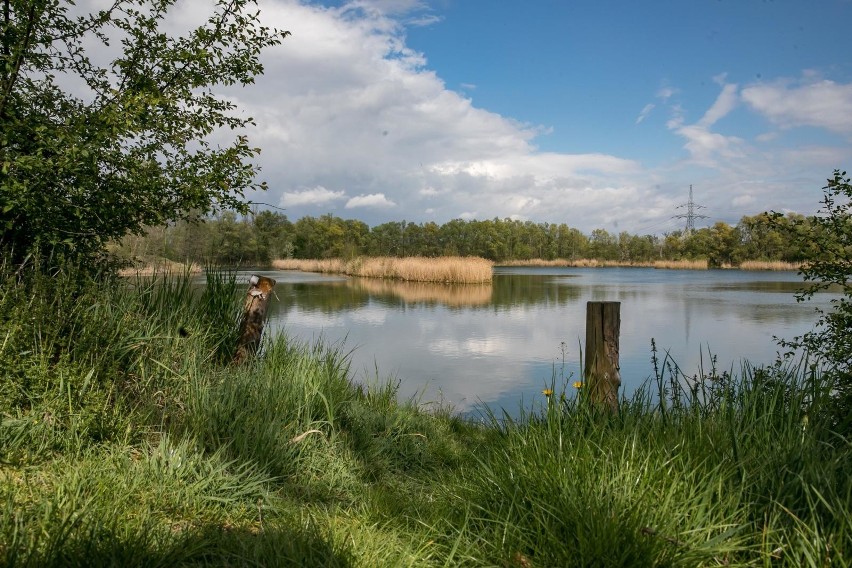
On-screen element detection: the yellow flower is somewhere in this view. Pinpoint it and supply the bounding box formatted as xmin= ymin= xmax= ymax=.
xmin=541 ymin=388 xmax=553 ymax=397
xmin=572 ymin=381 xmax=583 ymax=389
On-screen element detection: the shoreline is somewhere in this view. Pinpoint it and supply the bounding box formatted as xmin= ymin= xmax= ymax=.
xmin=272 ymin=256 xmax=800 ymax=279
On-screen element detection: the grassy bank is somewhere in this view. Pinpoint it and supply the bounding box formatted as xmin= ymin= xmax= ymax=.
xmin=1 ymin=266 xmax=849 ymax=566
xmin=272 ymin=256 xmax=494 ymax=283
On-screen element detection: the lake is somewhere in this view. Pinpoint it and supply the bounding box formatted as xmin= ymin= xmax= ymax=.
xmin=232 ymin=267 xmax=837 ymax=415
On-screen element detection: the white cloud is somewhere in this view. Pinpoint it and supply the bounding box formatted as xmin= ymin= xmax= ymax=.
xmin=666 ymin=82 xmax=745 ymax=166
xmin=677 ymin=125 xmax=745 ymax=164
xmin=404 ymin=13 xmax=441 ymax=26
xmin=732 ymin=194 xmax=755 ymax=207
xmin=698 ymin=83 xmax=738 ymax=127
xmin=204 ymin=0 xmax=666 ymax=230
xmin=345 ymin=193 xmax=397 ymax=208
xmin=741 ymin=78 xmax=852 ymax=134
xmin=636 ymin=103 xmax=655 ymax=124
xmin=280 ymin=186 xmax=346 ymax=207
xmin=712 ymin=72 xmax=728 ymax=86
xmin=158 ymin=0 xmax=849 ymax=232
xmin=657 ymin=86 xmax=677 ymax=100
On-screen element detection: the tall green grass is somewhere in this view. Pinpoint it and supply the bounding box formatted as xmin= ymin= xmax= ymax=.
xmin=437 ymin=351 xmax=850 ymax=567
xmin=1 ymin=263 xmax=849 ymax=566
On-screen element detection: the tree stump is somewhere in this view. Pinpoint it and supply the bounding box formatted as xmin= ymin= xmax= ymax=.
xmin=584 ymin=301 xmax=621 ymax=412
xmin=233 ymin=274 xmax=276 ymax=364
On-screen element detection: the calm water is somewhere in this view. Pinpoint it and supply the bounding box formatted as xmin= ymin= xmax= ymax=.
xmin=232 ymin=267 xmax=837 ymax=414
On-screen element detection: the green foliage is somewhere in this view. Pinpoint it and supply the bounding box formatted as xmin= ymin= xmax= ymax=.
xmin=774 ymin=170 xmax=852 ymax=427
xmin=118 ymin=209 xmax=822 ymax=268
xmin=0 ymin=0 xmax=286 ymax=267
xmin=447 ymin=358 xmax=849 ymax=567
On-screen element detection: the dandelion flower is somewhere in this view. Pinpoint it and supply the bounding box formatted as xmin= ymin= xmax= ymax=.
xmin=572 ymin=381 xmax=583 ymax=389
xmin=541 ymin=388 xmax=553 ymax=397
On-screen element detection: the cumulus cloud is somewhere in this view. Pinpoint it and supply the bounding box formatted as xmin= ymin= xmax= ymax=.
xmin=345 ymin=193 xmax=397 ymax=208
xmin=109 ymin=0 xmax=849 ymax=232
xmin=742 ymin=77 xmax=852 ymax=134
xmin=280 ymin=186 xmax=346 ymax=207
xmin=203 ymin=0 xmax=662 ymax=230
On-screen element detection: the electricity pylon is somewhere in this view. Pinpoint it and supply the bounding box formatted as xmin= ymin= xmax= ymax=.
xmin=674 ymin=185 xmax=708 ymax=233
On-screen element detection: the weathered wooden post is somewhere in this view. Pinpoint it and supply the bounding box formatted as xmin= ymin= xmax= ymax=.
xmin=233 ymin=274 xmax=276 ymax=364
xmin=584 ymin=301 xmax=621 ymax=412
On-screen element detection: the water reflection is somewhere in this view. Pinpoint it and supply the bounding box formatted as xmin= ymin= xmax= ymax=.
xmin=349 ymin=278 xmax=493 ymax=307
xmin=249 ymin=267 xmax=838 ymax=416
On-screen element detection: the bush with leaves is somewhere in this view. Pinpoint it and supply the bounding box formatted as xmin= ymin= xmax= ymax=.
xmin=0 ymin=0 xmax=287 ymax=267
xmin=774 ymin=170 xmax=852 ymax=427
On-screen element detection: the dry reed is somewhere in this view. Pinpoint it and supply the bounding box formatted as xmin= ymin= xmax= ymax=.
xmin=272 ymin=256 xmax=493 ymax=283
xmin=652 ymin=259 xmax=708 ymax=270
xmin=119 ymin=260 xmax=202 ymax=277
xmin=738 ymin=260 xmax=800 ymax=271
xmin=499 ymin=258 xmax=710 ymax=270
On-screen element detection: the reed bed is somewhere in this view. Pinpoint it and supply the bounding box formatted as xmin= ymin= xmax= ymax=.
xmin=118 ymin=258 xmax=202 ymax=277
xmin=500 ymin=258 xmax=710 ymax=270
xmin=651 ymin=258 xmax=709 ymax=270
xmin=273 ymin=256 xmax=494 ymax=283
xmin=738 ymin=259 xmax=801 ymax=271
xmin=273 ymin=257 xmax=348 ymax=274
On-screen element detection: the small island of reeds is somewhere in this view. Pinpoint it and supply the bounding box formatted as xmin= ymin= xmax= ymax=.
xmin=273 ymin=255 xmax=494 ymax=283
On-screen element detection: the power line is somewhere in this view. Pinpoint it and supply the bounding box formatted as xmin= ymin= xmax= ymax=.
xmin=246 ymin=201 xmax=287 ymax=212
xmin=673 ymin=185 xmax=708 ymax=233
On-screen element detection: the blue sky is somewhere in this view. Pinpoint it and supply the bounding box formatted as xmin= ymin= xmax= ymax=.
xmin=404 ymin=1 xmax=848 ymax=155
xmin=206 ymin=0 xmax=852 ymax=234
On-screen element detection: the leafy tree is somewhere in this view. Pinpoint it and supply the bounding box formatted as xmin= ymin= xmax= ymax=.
xmin=556 ymin=224 xmax=588 ymax=260
xmin=775 ymin=170 xmax=852 ymax=425
xmin=420 ymin=221 xmax=442 ymax=257
xmin=252 ymin=210 xmax=294 ymax=262
xmin=706 ymin=221 xmax=741 ymax=267
xmin=588 ymin=228 xmax=617 ymax=260
xmin=0 ymin=0 xmax=286 ymax=266
xmin=369 ymin=221 xmax=405 ymax=256
xmin=620 ymin=233 xmax=656 ymax=263
xmin=738 ymin=213 xmax=785 ymax=260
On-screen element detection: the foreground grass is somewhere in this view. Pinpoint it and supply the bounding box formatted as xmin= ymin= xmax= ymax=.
xmin=1 ymin=266 xmax=849 ymax=566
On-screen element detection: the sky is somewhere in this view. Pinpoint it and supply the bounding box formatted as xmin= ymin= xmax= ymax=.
xmin=207 ymin=0 xmax=852 ymax=234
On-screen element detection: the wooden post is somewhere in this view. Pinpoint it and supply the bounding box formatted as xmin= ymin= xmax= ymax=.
xmin=584 ymin=301 xmax=621 ymax=412
xmin=233 ymin=274 xmax=276 ymax=364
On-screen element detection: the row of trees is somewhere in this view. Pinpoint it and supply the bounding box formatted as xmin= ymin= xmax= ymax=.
xmin=116 ymin=210 xmax=813 ymax=267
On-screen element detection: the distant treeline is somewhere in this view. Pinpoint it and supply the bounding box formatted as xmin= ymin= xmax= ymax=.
xmin=114 ymin=211 xmax=815 ymax=268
